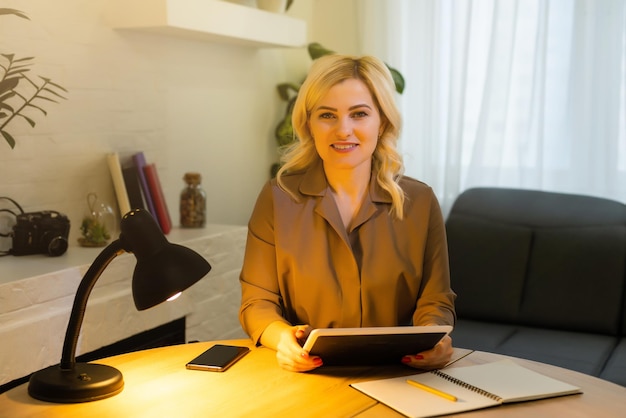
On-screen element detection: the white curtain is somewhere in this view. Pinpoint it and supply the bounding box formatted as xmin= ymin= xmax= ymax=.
xmin=358 ymin=0 xmax=626 ymax=215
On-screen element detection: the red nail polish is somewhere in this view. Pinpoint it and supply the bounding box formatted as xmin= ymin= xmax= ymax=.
xmin=402 ymin=356 xmax=411 ymax=363
xmin=415 ymin=354 xmax=424 ymax=360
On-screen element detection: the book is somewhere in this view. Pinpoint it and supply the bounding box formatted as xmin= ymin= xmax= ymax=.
xmin=106 ymin=152 xmax=131 ymax=217
xmin=132 ymin=152 xmax=157 ymax=220
xmin=143 ymin=163 xmax=172 ymax=234
xmin=350 ymin=359 xmax=582 ymax=418
xmin=122 ymin=165 xmax=145 ymax=211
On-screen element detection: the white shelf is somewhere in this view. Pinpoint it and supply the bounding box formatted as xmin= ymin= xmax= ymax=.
xmin=105 ymin=0 xmax=307 ymax=48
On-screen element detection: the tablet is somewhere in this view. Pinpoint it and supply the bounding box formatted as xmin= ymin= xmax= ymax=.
xmin=302 ymin=325 xmax=453 ymax=366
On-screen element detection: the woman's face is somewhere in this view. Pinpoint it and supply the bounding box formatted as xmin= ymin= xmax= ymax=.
xmin=308 ymin=78 xmax=381 ymax=173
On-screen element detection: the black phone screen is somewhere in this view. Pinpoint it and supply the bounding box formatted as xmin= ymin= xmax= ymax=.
xmin=185 ymin=344 xmax=250 ymax=372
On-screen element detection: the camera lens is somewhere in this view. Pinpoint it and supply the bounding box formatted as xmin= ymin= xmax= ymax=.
xmin=46 ymin=236 xmax=68 ymax=256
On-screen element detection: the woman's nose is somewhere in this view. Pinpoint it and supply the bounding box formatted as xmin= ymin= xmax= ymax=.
xmin=336 ymin=117 xmax=353 ymax=138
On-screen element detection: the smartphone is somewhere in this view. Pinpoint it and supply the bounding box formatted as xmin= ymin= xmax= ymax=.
xmin=185 ymin=344 xmax=250 ymax=372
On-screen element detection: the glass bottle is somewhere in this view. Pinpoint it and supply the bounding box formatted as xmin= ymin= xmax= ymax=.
xmin=180 ymin=172 xmax=206 ymax=228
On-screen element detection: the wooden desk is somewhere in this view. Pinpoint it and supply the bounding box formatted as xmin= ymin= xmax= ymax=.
xmin=1 ymin=339 xmax=625 ymax=417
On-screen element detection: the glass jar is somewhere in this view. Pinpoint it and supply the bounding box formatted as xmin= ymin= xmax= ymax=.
xmin=180 ymin=172 xmax=206 ymax=228
xmin=78 ymin=193 xmax=115 ymax=247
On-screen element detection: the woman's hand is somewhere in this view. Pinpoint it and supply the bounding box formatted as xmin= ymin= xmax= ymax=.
xmin=401 ymin=335 xmax=453 ymax=370
xmin=261 ymin=322 xmax=323 ymax=372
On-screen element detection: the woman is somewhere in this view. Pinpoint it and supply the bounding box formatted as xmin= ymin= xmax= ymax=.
xmin=239 ymin=54 xmax=456 ymax=372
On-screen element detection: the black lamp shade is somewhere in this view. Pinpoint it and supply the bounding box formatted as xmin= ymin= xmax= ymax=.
xmin=119 ymin=209 xmax=211 ymax=310
xmin=132 ymin=242 xmax=211 ymax=310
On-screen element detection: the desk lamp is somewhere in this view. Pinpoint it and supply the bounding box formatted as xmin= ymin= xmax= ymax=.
xmin=28 ymin=209 xmax=211 ymax=403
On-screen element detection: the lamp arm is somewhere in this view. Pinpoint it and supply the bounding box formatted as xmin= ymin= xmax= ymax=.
xmin=60 ymin=239 xmax=125 ymax=370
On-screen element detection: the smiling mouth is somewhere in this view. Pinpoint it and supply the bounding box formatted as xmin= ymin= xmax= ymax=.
xmin=332 ymin=143 xmax=358 ymax=150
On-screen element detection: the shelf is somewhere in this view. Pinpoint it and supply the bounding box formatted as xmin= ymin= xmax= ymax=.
xmin=105 ymin=0 xmax=307 ymax=48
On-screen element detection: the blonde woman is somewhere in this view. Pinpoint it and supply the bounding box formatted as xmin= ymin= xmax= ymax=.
xmin=239 ymin=54 xmax=455 ymax=372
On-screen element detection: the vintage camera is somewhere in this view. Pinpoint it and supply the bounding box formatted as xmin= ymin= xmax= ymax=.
xmin=11 ymin=210 xmax=70 ymax=256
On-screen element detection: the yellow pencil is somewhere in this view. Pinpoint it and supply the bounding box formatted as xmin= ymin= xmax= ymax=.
xmin=406 ymin=379 xmax=458 ymax=402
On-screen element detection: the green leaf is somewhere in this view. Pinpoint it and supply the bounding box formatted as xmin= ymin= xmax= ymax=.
xmin=275 ymin=116 xmax=294 ymax=147
xmin=270 ymin=162 xmax=281 ymax=178
xmin=276 ymin=82 xmax=300 ymax=101
xmin=308 ymin=42 xmax=336 ymax=60
xmin=387 ymin=66 xmax=405 ymax=94
xmin=1 ymin=130 xmax=16 ymax=149
xmin=0 ymin=34 xmax=69 ymax=151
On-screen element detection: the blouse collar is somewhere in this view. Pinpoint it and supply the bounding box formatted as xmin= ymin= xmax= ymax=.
xmin=298 ymin=158 xmax=393 ymax=205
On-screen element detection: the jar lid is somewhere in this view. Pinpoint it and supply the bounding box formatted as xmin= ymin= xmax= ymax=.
xmin=184 ymin=172 xmax=201 ymax=184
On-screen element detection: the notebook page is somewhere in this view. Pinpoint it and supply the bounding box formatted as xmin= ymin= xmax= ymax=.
xmin=351 ymin=372 xmax=500 ymax=418
xmin=440 ymin=359 xmax=581 ymax=403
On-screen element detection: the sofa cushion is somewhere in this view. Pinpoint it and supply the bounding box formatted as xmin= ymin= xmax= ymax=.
xmin=450 ymin=319 xmax=517 ymax=353
xmin=520 ymin=225 xmax=626 ymax=334
xmin=446 ymin=187 xmax=626 ymax=335
xmin=447 ymin=215 xmax=531 ymax=322
xmin=599 ymin=338 xmax=626 ymax=386
xmin=447 ymin=188 xmax=626 ymax=227
xmin=495 ymin=326 xmax=617 ymax=377
xmin=452 ymin=319 xmax=617 ymax=378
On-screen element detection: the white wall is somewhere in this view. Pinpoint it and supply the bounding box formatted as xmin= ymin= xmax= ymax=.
xmin=310 ymin=0 xmax=361 ymax=55
xmin=0 ymin=0 xmax=320 ymax=247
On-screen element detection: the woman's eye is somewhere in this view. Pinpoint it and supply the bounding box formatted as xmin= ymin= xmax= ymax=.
xmin=352 ymin=111 xmax=369 ymax=118
xmin=318 ymin=112 xmax=335 ymax=119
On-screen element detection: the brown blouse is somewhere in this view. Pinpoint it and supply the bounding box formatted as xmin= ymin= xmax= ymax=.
xmin=239 ymin=161 xmax=456 ymax=344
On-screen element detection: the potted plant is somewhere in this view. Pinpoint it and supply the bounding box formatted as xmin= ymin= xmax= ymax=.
xmin=0 ymin=8 xmax=68 ymax=149
xmin=271 ymin=42 xmax=405 ymax=176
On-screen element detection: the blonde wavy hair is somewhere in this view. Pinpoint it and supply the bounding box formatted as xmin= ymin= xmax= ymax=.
xmin=276 ymin=54 xmax=406 ymax=219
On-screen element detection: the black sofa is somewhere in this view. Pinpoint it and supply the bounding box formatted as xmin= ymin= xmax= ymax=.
xmin=446 ymin=187 xmax=626 ymax=387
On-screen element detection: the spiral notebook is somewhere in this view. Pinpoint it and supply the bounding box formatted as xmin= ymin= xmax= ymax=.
xmin=351 ymin=359 xmax=581 ymax=417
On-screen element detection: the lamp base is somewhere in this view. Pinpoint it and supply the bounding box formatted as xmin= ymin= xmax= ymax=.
xmin=28 ymin=363 xmax=124 ymax=403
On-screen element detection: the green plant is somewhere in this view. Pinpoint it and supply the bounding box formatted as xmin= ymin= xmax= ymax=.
xmin=79 ymin=216 xmax=111 ymax=247
xmin=271 ymin=42 xmax=405 ymax=176
xmin=78 ymin=193 xmax=113 ymax=247
xmin=0 ymin=8 xmax=68 ymax=149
